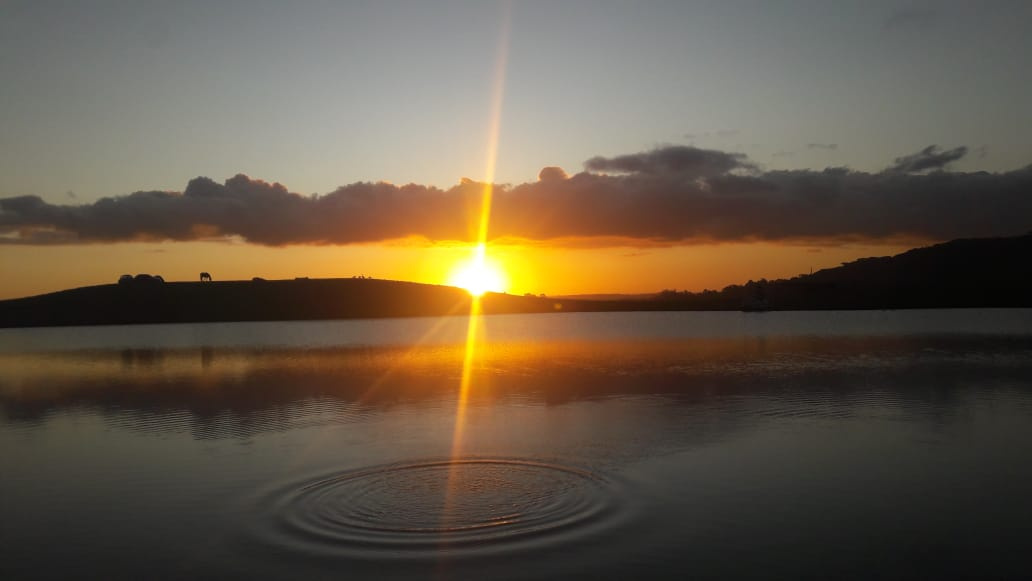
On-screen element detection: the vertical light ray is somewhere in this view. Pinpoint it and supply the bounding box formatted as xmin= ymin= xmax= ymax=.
xmin=449 ymin=0 xmax=511 ymax=463
xmin=474 ymin=0 xmax=511 ymax=243
xmin=451 ymin=293 xmax=483 ymax=458
xmin=440 ymin=1 xmax=512 ymax=546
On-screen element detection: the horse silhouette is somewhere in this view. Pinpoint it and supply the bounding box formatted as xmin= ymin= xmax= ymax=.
xmin=200 ymin=272 xmax=212 ymax=282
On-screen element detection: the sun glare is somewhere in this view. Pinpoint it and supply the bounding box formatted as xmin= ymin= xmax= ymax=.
xmin=448 ymin=244 xmax=508 ymax=296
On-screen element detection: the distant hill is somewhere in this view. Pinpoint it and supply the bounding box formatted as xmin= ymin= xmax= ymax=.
xmin=650 ymin=233 xmax=1032 ymax=310
xmin=552 ymin=293 xmax=660 ymax=301
xmin=2 ymin=233 xmax=1030 ymax=328
xmin=0 ymin=278 xmax=563 ymax=328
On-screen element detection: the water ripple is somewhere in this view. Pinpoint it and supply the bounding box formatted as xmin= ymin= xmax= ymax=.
xmin=247 ymin=457 xmax=627 ymax=559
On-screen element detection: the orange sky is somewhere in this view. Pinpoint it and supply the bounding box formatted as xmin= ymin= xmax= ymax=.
xmin=0 ymin=238 xmax=915 ymax=301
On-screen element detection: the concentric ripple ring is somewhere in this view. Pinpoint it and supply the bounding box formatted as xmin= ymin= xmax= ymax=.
xmin=250 ymin=457 xmax=625 ymax=559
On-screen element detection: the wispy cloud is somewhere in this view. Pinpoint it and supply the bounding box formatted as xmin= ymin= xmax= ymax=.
xmin=884 ymin=145 xmax=968 ymax=173
xmin=2 ymin=145 xmax=1029 ymax=247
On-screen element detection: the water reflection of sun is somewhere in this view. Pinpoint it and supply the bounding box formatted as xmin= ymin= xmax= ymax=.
xmin=447 ymin=243 xmax=508 ymax=296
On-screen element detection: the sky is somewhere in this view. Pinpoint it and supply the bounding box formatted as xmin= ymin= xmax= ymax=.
xmin=1 ymin=0 xmax=1030 ymax=299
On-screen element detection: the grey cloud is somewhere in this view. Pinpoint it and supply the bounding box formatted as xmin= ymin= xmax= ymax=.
xmin=806 ymin=143 xmax=838 ymax=151
xmin=538 ymin=166 xmax=569 ymax=181
xmin=2 ymin=145 xmax=1030 ymax=247
xmin=584 ymin=146 xmax=754 ymax=176
xmin=885 ymin=145 xmax=968 ymax=173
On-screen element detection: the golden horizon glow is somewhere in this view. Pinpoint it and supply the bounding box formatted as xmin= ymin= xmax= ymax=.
xmin=0 ymin=237 xmax=921 ymax=302
xmin=446 ymin=243 xmax=509 ymax=296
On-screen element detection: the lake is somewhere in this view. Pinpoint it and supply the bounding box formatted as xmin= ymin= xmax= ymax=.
xmin=2 ymin=310 xmax=1032 ymax=580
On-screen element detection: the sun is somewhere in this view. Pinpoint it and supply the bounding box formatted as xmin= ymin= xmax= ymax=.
xmin=447 ymin=244 xmax=508 ymax=296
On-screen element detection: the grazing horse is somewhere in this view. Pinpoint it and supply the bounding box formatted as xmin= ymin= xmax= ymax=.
xmin=200 ymin=272 xmax=212 ymax=282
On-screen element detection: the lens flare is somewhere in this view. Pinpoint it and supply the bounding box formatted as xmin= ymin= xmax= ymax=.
xmin=440 ymin=1 xmax=512 ymax=544
xmin=448 ymin=244 xmax=508 ymax=296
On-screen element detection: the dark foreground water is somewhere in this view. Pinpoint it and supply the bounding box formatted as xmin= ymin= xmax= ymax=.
xmin=2 ymin=310 xmax=1032 ymax=580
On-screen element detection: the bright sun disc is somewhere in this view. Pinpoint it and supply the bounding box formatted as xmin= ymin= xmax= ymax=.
xmin=448 ymin=245 xmax=508 ymax=296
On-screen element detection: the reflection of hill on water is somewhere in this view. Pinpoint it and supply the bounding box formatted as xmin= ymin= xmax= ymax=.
xmin=3 ymin=336 xmax=1032 ymax=441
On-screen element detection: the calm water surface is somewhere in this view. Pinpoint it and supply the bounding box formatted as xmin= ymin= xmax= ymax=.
xmin=2 ymin=310 xmax=1032 ymax=579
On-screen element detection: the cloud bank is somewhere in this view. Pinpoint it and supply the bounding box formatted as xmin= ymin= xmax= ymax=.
xmin=2 ymin=145 xmax=1030 ymax=246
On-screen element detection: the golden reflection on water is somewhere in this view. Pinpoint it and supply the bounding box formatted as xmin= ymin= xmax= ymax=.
xmin=3 ymin=328 xmax=1032 ymax=581
xmin=3 ymin=334 xmax=1017 ymax=415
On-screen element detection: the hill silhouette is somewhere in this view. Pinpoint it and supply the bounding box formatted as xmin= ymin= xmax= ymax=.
xmin=1 ymin=233 xmax=1030 ymax=328
xmin=0 ymin=278 xmax=563 ymax=328
xmin=649 ymin=232 xmax=1032 ymax=310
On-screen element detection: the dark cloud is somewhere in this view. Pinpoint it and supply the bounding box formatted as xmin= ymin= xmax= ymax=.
xmin=885 ymin=145 xmax=968 ymax=173
xmin=2 ymin=145 xmax=1030 ymax=247
xmin=806 ymin=143 xmax=838 ymax=151
xmin=584 ymin=146 xmax=754 ymax=176
xmin=538 ymin=166 xmax=569 ymax=181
